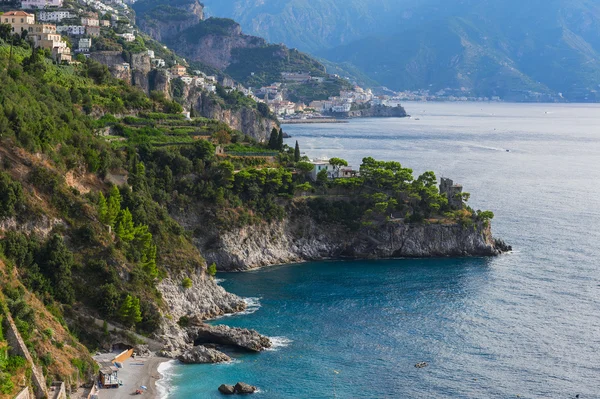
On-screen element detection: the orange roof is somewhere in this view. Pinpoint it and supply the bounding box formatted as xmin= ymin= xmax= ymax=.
xmin=3 ymin=11 xmax=34 ymax=17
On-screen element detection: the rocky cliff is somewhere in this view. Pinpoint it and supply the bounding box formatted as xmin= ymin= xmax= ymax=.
xmin=155 ymin=268 xmax=246 ymax=356
xmin=182 ymin=87 xmax=278 ymax=142
xmin=174 ymin=202 xmax=508 ymax=272
xmin=90 ymin=51 xmax=167 ymax=94
xmin=168 ymin=21 xmax=265 ymax=70
xmin=133 ymin=0 xmax=205 ymax=42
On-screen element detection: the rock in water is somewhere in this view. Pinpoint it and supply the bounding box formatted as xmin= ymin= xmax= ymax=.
xmin=218 ymin=384 xmax=235 ymax=395
xmin=178 ymin=345 xmax=231 ymax=364
xmin=234 ymin=382 xmax=257 ymax=394
xmin=195 ymin=324 xmax=271 ymax=351
xmin=415 ymin=362 xmax=428 ymax=368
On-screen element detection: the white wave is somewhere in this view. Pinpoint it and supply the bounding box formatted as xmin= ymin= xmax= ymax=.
xmin=214 ymin=278 xmax=226 ymax=283
xmin=266 ymin=336 xmax=293 ymax=351
xmin=213 ymin=297 xmax=262 ymax=319
xmin=156 ymin=360 xmax=179 ymax=399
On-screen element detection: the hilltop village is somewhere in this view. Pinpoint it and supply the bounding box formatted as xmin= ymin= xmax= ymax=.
xmin=1 ymin=0 xmax=407 ymax=122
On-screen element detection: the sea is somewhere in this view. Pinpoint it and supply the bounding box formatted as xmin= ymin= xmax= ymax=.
xmin=158 ymin=102 xmax=600 ymax=398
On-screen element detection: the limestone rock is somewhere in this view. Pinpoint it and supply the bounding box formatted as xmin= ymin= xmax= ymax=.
xmin=195 ymin=324 xmax=271 ymax=352
xmin=218 ymin=384 xmax=235 ymax=395
xmin=234 ymin=382 xmax=257 ymax=394
xmin=178 ymin=345 xmax=230 ymax=364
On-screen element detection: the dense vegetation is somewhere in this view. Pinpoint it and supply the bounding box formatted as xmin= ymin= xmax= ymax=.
xmin=0 ymin=25 xmax=495 ymax=395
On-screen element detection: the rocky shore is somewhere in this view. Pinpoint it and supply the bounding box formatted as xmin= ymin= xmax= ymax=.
xmin=177 ymin=204 xmax=510 ymax=271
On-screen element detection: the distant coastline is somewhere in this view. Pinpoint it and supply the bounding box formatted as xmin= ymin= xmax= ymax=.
xmin=280 ymin=118 xmax=348 ymax=124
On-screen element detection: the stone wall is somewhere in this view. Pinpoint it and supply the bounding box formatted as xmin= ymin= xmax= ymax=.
xmin=13 ymin=388 xmax=32 ymax=399
xmin=4 ymin=313 xmax=48 ymax=399
xmin=50 ymin=382 xmax=66 ymax=399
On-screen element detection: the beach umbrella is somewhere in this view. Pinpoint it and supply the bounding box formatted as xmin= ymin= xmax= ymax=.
xmin=140 ymin=386 xmax=147 ymax=390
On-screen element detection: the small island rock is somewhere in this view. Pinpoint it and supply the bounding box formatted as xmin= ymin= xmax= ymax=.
xmin=178 ymin=345 xmax=231 ymax=364
xmin=218 ymin=384 xmax=236 ymax=395
xmin=195 ymin=324 xmax=271 ymax=352
xmin=234 ymin=382 xmax=257 ymax=394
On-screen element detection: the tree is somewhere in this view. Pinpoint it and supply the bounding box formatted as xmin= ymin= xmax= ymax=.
xmin=295 ymin=182 xmax=312 ymax=195
xmin=115 ymin=208 xmax=135 ymax=242
xmin=294 ymin=141 xmax=300 ymax=162
xmin=98 ymin=192 xmax=109 ymax=225
xmin=189 ymin=107 xmax=196 ymax=118
xmin=213 ymin=130 xmax=231 ymax=145
xmin=329 ymin=158 xmax=348 ymax=178
xmin=41 ymin=234 xmax=75 ymax=304
xmin=118 ymin=294 xmax=142 ymax=327
xmin=268 ymin=128 xmax=278 ymax=150
xmin=106 ymin=185 xmax=121 ymax=228
xmin=277 ymin=129 xmax=284 ymax=151
xmin=0 ymin=172 xmax=23 ymax=218
xmin=317 ymin=169 xmax=328 ymax=185
xmin=98 ymin=283 xmax=120 ymax=317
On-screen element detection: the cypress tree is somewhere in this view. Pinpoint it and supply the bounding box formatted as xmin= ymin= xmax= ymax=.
xmin=294 ymin=141 xmax=300 ymax=162
xmin=277 ymin=129 xmax=284 ymax=151
xmin=268 ymin=128 xmax=279 ymax=150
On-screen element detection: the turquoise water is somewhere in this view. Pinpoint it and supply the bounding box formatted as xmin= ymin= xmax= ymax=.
xmin=160 ymin=103 xmax=600 ymax=398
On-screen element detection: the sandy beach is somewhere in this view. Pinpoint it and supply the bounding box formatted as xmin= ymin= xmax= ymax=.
xmin=94 ymin=354 xmax=169 ymax=399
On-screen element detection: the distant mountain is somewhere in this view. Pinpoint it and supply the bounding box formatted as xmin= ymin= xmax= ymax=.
xmin=133 ymin=0 xmax=352 ymax=101
xmin=202 ymin=0 xmax=600 ymax=101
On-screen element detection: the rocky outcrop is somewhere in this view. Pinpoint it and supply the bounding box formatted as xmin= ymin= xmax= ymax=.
xmin=166 ymin=19 xmax=265 ymax=70
xmin=134 ymin=0 xmax=204 ymax=43
xmin=219 ymin=384 xmax=235 ymax=395
xmin=194 ymin=324 xmax=272 ymax=352
xmin=183 ymin=89 xmax=278 ymax=142
xmin=178 ymin=345 xmax=231 ymax=364
xmin=333 ymin=104 xmax=408 ymax=118
xmin=90 ymin=51 xmax=163 ymax=94
xmin=156 ymin=269 xmax=246 ymax=357
xmin=174 ymin=202 xmax=508 ymax=272
xmin=234 ymin=382 xmax=257 ymax=394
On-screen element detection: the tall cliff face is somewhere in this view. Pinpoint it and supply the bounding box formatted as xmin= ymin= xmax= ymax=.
xmin=173 ymin=203 xmax=506 ymax=272
xmin=133 ymin=0 xmax=205 ymax=42
xmin=90 ymin=51 xmax=167 ymax=94
xmin=181 ymin=87 xmax=278 ymax=142
xmin=167 ymin=20 xmax=265 ymax=70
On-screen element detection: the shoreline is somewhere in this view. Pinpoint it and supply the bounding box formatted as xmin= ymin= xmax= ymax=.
xmin=279 ymin=118 xmax=347 ymax=124
xmin=95 ymin=355 xmax=169 ymax=399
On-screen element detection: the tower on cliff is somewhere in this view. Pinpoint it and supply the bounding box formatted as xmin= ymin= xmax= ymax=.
xmin=440 ymin=178 xmax=464 ymax=209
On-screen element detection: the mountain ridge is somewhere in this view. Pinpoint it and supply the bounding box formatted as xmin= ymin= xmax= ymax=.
xmin=202 ymin=0 xmax=600 ymax=101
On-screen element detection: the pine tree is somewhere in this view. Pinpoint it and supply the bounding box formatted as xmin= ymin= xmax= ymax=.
xmin=106 ymin=185 xmax=121 ymax=228
xmin=98 ymin=192 xmax=109 ymax=225
xmin=115 ymin=208 xmax=135 ymax=242
xmin=118 ymin=294 xmax=142 ymax=327
xmin=277 ymin=129 xmax=284 ymax=151
xmin=294 ymin=141 xmax=300 ymax=162
xmin=268 ymin=128 xmax=278 ymax=150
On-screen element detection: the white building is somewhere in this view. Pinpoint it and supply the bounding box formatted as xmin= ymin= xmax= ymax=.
xmin=180 ymin=76 xmax=193 ymax=85
xmin=117 ymin=32 xmax=135 ymax=42
xmin=331 ymin=103 xmax=352 ymax=113
xmin=37 ymin=10 xmax=73 ymax=22
xmin=309 ymin=158 xmax=335 ymax=181
xmin=21 ymin=0 xmax=62 ymax=9
xmin=56 ymin=25 xmax=85 ymax=35
xmin=81 ymin=16 xmax=99 ymax=26
xmin=152 ymin=58 xmax=165 ymax=68
xmin=146 ymin=49 xmax=155 ymax=58
xmin=78 ymin=37 xmax=91 ymax=52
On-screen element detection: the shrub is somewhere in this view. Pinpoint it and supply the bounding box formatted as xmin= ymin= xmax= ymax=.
xmin=207 ymin=263 xmax=217 ymax=277
xmin=181 ymin=277 xmax=193 ymax=289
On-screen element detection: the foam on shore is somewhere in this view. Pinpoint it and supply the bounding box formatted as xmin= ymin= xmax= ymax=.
xmin=266 ymin=336 xmax=293 ymax=351
xmin=156 ymin=360 xmax=179 ymax=399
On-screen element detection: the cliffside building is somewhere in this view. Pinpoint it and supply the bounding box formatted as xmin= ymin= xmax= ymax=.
xmin=440 ymin=178 xmax=464 ymax=209
xmin=2 ymin=11 xmax=71 ymax=62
